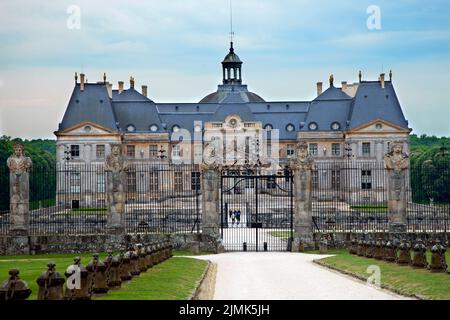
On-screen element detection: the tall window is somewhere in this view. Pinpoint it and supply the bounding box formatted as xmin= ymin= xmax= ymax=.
xmin=70 ymin=145 xmax=80 ymax=158
xmin=331 ymin=143 xmax=341 ymax=156
xmin=266 ymin=143 xmax=272 ymax=157
xmin=194 ymin=145 xmax=202 ymax=158
xmin=287 ymin=144 xmax=295 ymax=158
xmin=97 ymin=173 xmax=105 ymax=192
xmin=126 ymin=145 xmax=136 ymax=158
xmin=70 ymin=172 xmax=81 ymax=193
xmin=96 ymin=145 xmax=105 ymax=159
xmin=172 ymin=144 xmax=181 ymax=159
xmin=148 ymin=172 xmax=159 ymax=192
xmin=362 ymin=142 xmax=371 ymax=157
xmin=312 ymin=170 xmax=319 ymax=189
xmin=127 ymin=171 xmax=136 ymax=192
xmin=309 ymin=143 xmax=318 ymax=156
xmin=191 ymin=172 xmax=201 ymax=191
xmin=361 ymin=170 xmax=372 ymax=190
xmin=149 ymin=145 xmax=158 ymax=158
xmin=245 ymin=137 xmax=250 ymax=161
xmin=331 ymin=170 xmax=340 ymax=190
xmin=174 ymin=172 xmax=183 ymax=192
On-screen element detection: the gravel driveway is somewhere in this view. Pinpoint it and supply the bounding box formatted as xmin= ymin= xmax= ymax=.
xmin=192 ymin=252 xmax=411 ymax=300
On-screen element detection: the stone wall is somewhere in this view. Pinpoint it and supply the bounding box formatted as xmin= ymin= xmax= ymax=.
xmin=0 ymin=233 xmax=221 ymax=255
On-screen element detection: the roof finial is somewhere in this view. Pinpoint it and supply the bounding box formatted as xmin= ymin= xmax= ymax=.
xmin=329 ymin=74 xmax=334 ymax=87
xmin=130 ymin=76 xmax=135 ymax=89
xmin=389 ymin=69 xmax=392 ymax=81
xmin=229 ymin=0 xmax=234 ymax=51
xmin=358 ymin=70 xmax=362 ymax=83
xmin=103 ymin=72 xmax=107 ymax=83
xmin=74 ymin=72 xmax=78 ymax=84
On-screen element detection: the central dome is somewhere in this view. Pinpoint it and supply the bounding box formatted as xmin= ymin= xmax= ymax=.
xmin=199 ymin=42 xmax=265 ymax=103
xmin=200 ymin=84 xmax=265 ymax=103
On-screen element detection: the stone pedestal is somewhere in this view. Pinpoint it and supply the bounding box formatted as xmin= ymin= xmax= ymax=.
xmin=291 ymin=143 xmax=315 ymax=251
xmin=105 ymin=144 xmax=127 ymax=235
xmin=200 ymin=167 xmax=224 ymax=253
xmin=384 ymin=142 xmax=409 ymax=237
xmin=6 ymin=144 xmax=32 ymax=255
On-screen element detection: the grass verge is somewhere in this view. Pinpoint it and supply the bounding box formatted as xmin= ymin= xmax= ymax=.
xmin=314 ymin=250 xmax=450 ymax=300
xmin=0 ymin=252 xmax=207 ymax=300
xmin=95 ymin=257 xmax=207 ymax=300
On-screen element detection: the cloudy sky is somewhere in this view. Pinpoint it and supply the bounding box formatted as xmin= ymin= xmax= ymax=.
xmin=0 ymin=0 xmax=449 ymax=139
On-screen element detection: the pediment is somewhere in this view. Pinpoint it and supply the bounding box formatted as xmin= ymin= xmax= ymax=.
xmin=58 ymin=122 xmax=116 ymax=135
xmin=350 ymin=119 xmax=410 ymax=133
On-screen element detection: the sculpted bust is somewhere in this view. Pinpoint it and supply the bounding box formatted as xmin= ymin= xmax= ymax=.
xmin=201 ymin=141 xmax=221 ymax=171
xmin=384 ymin=142 xmax=409 ymax=172
xmin=290 ymin=142 xmax=314 ymax=171
xmin=105 ymin=144 xmax=127 ymax=173
xmin=7 ymin=143 xmax=32 ymax=174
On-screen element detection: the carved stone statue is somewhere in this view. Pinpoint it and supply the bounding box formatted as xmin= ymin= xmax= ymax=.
xmin=7 ymin=143 xmax=32 ymax=234
xmin=291 ymin=142 xmax=314 ymax=251
xmin=201 ymin=141 xmax=222 ymax=172
xmin=384 ymin=141 xmax=409 ymax=200
xmin=384 ymin=141 xmax=409 ymax=232
xmin=290 ymin=142 xmax=314 ymax=172
xmin=104 ymin=144 xmax=128 ymax=232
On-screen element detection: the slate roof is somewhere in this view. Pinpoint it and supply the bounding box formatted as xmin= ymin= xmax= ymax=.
xmin=59 ymin=84 xmax=118 ymax=132
xmin=57 ymin=80 xmax=409 ymax=141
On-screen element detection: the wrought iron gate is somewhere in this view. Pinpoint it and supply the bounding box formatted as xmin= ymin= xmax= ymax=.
xmin=220 ymin=170 xmax=294 ymax=251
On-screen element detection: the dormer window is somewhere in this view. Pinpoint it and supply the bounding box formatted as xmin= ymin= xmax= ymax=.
xmin=286 ymin=124 xmax=295 ymax=132
xmin=331 ymin=122 xmax=341 ymax=131
xmin=264 ymin=124 xmax=273 ymax=131
xmin=126 ymin=124 xmax=136 ymax=132
xmin=194 ymin=124 xmax=202 ymax=132
xmin=308 ymin=122 xmax=318 ymax=131
xmin=172 ymin=125 xmax=180 ymax=133
xmin=150 ymin=124 xmax=159 ymax=132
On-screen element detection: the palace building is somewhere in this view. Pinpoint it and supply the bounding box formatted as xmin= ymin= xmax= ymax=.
xmin=54 ymin=42 xmax=411 ymax=207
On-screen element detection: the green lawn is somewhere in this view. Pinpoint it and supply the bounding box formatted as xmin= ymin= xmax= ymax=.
xmin=0 ymin=251 xmax=207 ymax=300
xmin=95 ymin=257 xmax=207 ymax=300
xmin=269 ymin=231 xmax=292 ymax=239
xmin=315 ymin=250 xmax=450 ymax=300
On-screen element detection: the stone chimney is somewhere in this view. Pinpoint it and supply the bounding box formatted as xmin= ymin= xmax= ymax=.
xmin=107 ymin=83 xmax=112 ymax=98
xmin=316 ymin=82 xmax=323 ymax=96
xmin=341 ymin=81 xmax=348 ymax=90
xmin=380 ymin=73 xmax=385 ymax=89
xmin=80 ymin=73 xmax=85 ymax=91
xmin=118 ymin=81 xmax=124 ymax=94
xmin=130 ymin=76 xmax=135 ymax=89
xmin=141 ymin=85 xmax=148 ymax=98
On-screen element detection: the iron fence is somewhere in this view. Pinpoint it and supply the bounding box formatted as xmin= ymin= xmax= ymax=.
xmin=124 ymin=163 xmax=201 ymax=234
xmin=312 ymin=160 xmax=450 ymax=233
xmin=0 ymin=164 xmax=9 ymax=235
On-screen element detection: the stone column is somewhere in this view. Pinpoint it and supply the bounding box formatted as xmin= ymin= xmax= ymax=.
xmin=291 ymin=142 xmax=314 ymax=251
xmin=104 ymin=144 xmax=128 ymax=235
xmin=7 ymin=143 xmax=32 ymax=236
xmin=384 ymin=141 xmax=409 ymax=234
xmin=199 ymin=141 xmax=224 ymax=253
xmin=201 ymin=168 xmax=221 ymax=238
xmin=6 ymin=143 xmax=32 ymax=255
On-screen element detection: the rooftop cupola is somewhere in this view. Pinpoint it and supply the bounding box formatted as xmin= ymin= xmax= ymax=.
xmin=222 ymin=42 xmax=242 ymax=85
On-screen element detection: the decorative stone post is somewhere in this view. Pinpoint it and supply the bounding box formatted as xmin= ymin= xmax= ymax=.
xmin=290 ymin=142 xmax=315 ymax=251
xmin=104 ymin=144 xmax=128 ymax=235
xmin=384 ymin=141 xmax=409 ymax=234
xmin=200 ymin=141 xmax=224 ymax=253
xmin=7 ymin=143 xmax=32 ymax=236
